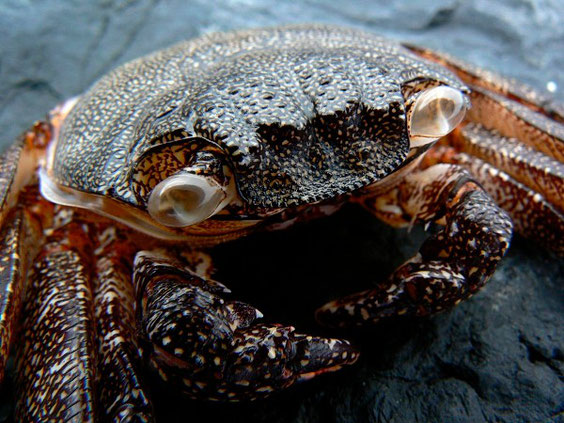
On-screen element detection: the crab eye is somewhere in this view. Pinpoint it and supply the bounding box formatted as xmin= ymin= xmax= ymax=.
xmin=147 ymin=170 xmax=235 ymax=227
xmin=408 ymin=86 xmax=467 ymax=148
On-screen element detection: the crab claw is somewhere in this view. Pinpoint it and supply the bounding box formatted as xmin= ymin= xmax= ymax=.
xmin=291 ymin=333 xmax=359 ymax=382
xmin=215 ymin=325 xmax=358 ymax=400
xmin=134 ymin=250 xmax=358 ymax=401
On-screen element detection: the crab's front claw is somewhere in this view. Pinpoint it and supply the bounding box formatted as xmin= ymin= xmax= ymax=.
xmin=317 ymin=164 xmax=513 ymax=328
xmin=133 ymin=251 xmax=358 ymax=401
xmin=315 ymin=260 xmax=467 ymax=328
xmin=291 ymin=333 xmax=358 ymax=382
xmin=219 ymin=325 xmax=358 ymax=399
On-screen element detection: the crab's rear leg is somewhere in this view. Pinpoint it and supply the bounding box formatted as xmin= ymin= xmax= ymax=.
xmin=0 ymin=207 xmax=44 ymax=383
xmin=0 ymin=122 xmax=51 ymax=385
xmin=434 ymin=88 xmax=564 ymax=254
xmin=316 ymin=163 xmax=512 ymax=327
xmin=1 ymin=116 xmax=154 ymax=421
xmin=14 ymin=208 xmax=98 ymax=421
xmin=134 ymin=251 xmax=358 ymax=401
xmin=13 ymin=209 xmax=157 ymax=421
xmin=424 ymin=138 xmax=563 ymax=255
xmin=94 ymin=225 xmax=155 ymax=421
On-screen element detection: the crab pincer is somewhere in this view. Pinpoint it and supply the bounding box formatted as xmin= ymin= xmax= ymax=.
xmin=316 ymin=164 xmax=513 ymax=328
xmin=133 ymin=251 xmax=358 ymax=400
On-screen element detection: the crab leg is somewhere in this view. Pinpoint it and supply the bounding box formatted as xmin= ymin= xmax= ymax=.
xmin=435 ymin=87 xmax=564 ymax=254
xmin=464 ymin=86 xmax=564 ymax=161
xmin=0 ymin=123 xmax=51 ymax=385
xmin=0 ymin=126 xmax=44 ymax=227
xmin=316 ymin=164 xmax=512 ymax=327
xmin=0 ymin=207 xmax=43 ymax=383
xmin=134 ymin=250 xmax=358 ymax=401
xmin=94 ymin=225 xmax=155 ymax=421
xmin=14 ymin=209 xmax=98 ymax=421
xmin=424 ymin=143 xmax=564 ymax=255
xmin=446 ymin=124 xmax=563 ymax=210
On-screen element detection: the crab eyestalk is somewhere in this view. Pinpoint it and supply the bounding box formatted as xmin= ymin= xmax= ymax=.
xmin=147 ymin=152 xmax=236 ymax=227
xmin=408 ymin=85 xmax=468 ymax=148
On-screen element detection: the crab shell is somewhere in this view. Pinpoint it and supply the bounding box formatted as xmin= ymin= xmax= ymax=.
xmin=42 ymin=25 xmax=467 ymax=241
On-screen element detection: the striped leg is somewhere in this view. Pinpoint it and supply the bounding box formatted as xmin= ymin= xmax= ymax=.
xmin=0 ymin=207 xmax=43 ymax=384
xmin=134 ymin=251 xmax=358 ymax=401
xmin=424 ymin=140 xmax=563 ymax=255
xmin=15 ymin=208 xmax=158 ymax=422
xmin=94 ymin=225 xmax=155 ymax=422
xmin=14 ymin=209 xmax=98 ymax=421
xmin=0 ymin=122 xmax=51 ymax=386
xmin=316 ymin=164 xmax=512 ymax=328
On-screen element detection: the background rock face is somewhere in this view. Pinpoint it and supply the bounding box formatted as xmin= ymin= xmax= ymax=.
xmin=0 ymin=1 xmax=562 ymax=422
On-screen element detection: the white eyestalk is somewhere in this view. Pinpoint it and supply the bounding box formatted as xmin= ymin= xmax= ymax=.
xmin=147 ymin=163 xmax=235 ymax=228
xmin=408 ymin=85 xmax=467 ymax=148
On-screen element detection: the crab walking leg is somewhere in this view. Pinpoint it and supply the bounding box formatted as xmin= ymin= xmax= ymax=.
xmin=15 ymin=210 xmax=98 ymax=422
xmin=425 ymin=144 xmax=564 ymax=255
xmin=408 ymin=43 xmax=564 ymax=191
xmin=0 ymin=208 xmax=43 ymax=383
xmin=94 ymin=226 xmax=155 ymax=421
xmin=316 ymin=164 xmax=513 ymax=328
xmin=0 ymin=141 xmax=26 ymax=227
xmin=133 ymin=251 xmax=358 ymax=401
xmin=0 ymin=123 xmax=48 ymax=228
xmin=447 ymin=124 xmax=564 ymax=211
xmin=0 ymin=124 xmax=50 ymax=384
xmin=464 ymin=86 xmax=564 ymax=162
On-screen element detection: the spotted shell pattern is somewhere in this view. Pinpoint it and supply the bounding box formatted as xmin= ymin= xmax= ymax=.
xmin=53 ymin=25 xmax=465 ymax=208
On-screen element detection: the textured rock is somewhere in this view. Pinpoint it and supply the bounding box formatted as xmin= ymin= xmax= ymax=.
xmin=0 ymin=1 xmax=562 ymax=422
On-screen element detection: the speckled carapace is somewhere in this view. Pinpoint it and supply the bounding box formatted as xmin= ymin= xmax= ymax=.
xmin=0 ymin=25 xmax=562 ymax=421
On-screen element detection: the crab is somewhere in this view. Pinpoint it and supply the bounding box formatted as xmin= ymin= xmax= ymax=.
xmin=0 ymin=24 xmax=562 ymax=421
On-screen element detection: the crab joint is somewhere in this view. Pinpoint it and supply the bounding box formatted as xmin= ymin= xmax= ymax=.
xmin=147 ymin=152 xmax=236 ymax=227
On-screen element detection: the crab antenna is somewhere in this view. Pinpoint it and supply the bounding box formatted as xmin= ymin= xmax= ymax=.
xmin=147 ymin=151 xmax=236 ymax=227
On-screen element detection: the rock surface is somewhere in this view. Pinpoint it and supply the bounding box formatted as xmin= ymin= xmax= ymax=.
xmin=0 ymin=1 xmax=562 ymax=422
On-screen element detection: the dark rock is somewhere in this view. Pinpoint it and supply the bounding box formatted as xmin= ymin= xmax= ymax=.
xmin=0 ymin=1 xmax=562 ymax=422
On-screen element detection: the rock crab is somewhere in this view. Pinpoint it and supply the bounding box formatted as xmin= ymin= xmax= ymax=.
xmin=0 ymin=24 xmax=562 ymax=421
